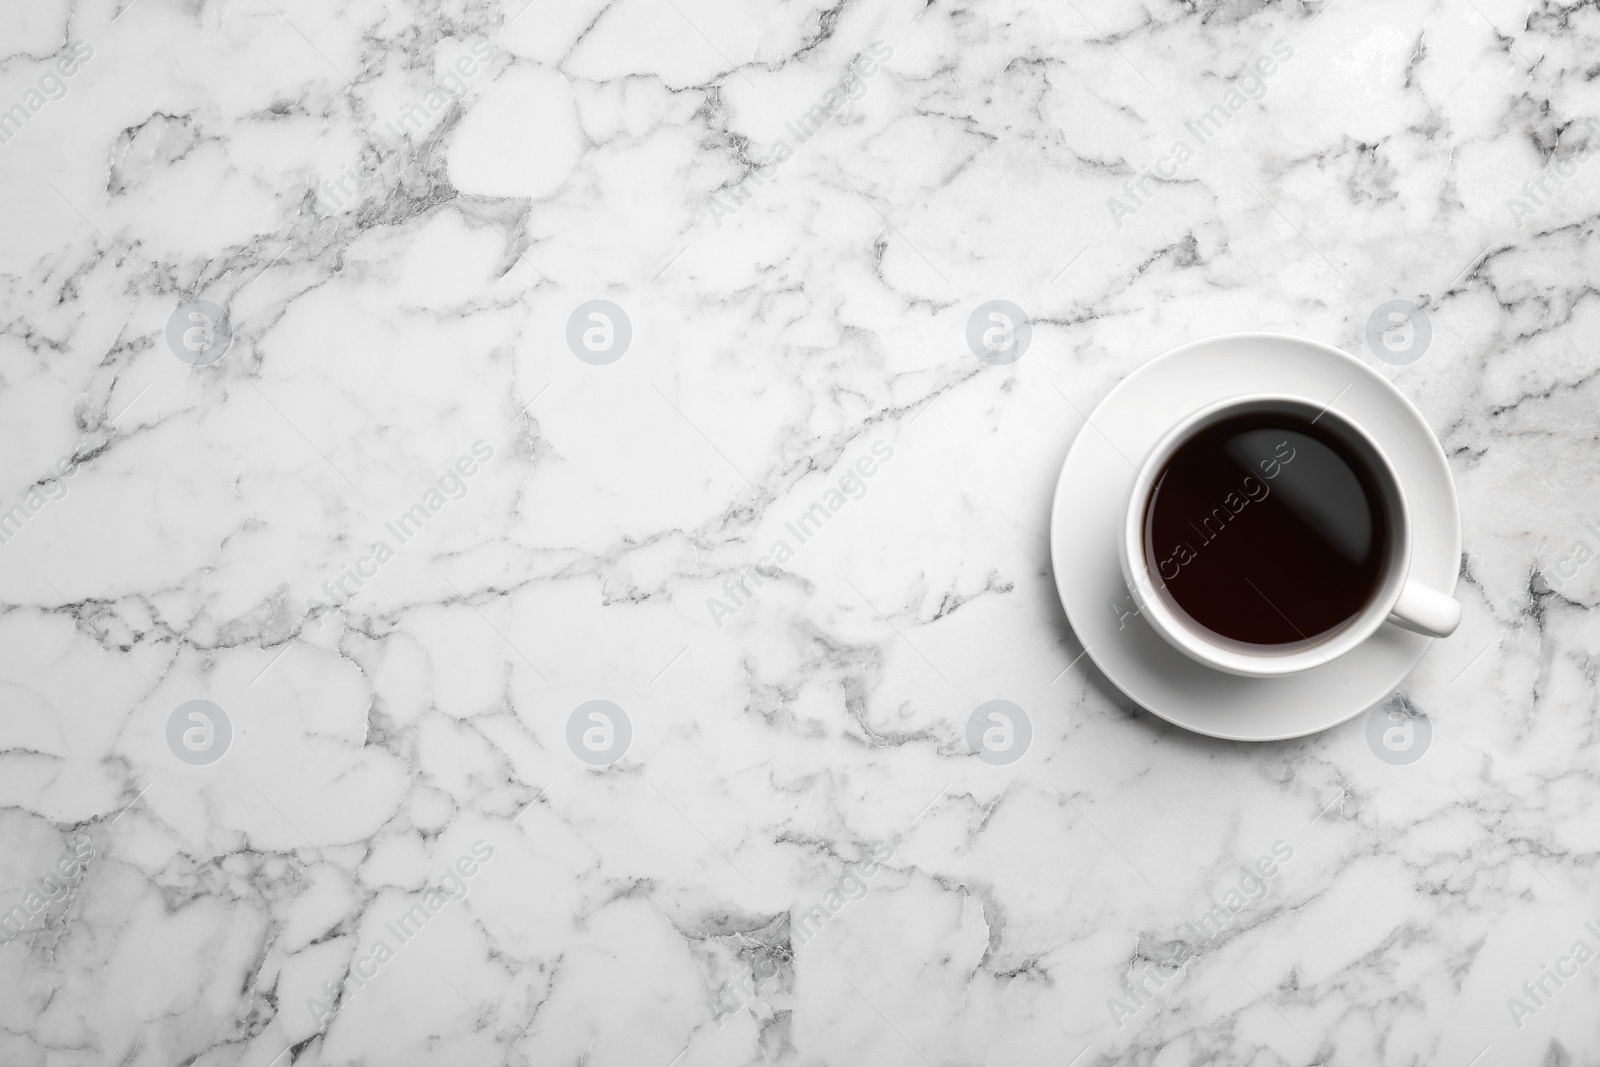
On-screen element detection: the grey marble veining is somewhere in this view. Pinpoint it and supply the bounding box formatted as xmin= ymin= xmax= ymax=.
xmin=0 ymin=0 xmax=1597 ymax=1064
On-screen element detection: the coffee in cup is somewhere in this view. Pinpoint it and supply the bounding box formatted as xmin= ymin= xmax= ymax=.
xmin=1119 ymin=395 xmax=1460 ymax=677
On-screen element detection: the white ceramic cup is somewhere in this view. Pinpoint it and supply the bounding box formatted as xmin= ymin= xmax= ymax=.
xmin=1118 ymin=394 xmax=1461 ymax=678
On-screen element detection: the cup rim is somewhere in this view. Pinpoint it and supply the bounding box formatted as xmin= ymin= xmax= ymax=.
xmin=1118 ymin=393 xmax=1412 ymax=678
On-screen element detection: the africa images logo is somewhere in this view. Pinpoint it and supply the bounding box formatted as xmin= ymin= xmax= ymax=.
xmin=1366 ymin=699 xmax=1431 ymax=765
xmin=706 ymin=440 xmax=893 ymax=628
xmin=0 ymin=41 xmax=93 ymax=149
xmin=166 ymin=300 xmax=232 ymax=366
xmin=315 ymin=39 xmax=496 ymax=213
xmin=706 ymin=42 xmax=892 ymax=225
xmin=0 ymin=837 xmax=95 ymax=944
xmin=306 ymin=840 xmax=496 ymax=1028
xmin=166 ymin=700 xmax=232 ymax=766
xmin=1106 ymin=41 xmax=1292 ymax=227
xmin=307 ymin=441 xmax=494 ymax=614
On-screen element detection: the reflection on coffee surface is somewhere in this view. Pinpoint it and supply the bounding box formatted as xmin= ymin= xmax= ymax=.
xmin=1143 ymin=412 xmax=1387 ymax=649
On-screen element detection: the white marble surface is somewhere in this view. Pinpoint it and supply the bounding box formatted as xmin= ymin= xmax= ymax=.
xmin=1 ymin=0 xmax=1598 ymax=1064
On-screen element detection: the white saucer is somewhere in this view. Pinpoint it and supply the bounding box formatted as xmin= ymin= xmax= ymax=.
xmin=1049 ymin=333 xmax=1460 ymax=741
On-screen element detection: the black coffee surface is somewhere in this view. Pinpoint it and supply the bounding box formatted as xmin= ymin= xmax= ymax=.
xmin=1142 ymin=412 xmax=1387 ymax=649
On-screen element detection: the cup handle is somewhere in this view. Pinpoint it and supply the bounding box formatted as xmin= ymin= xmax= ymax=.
xmin=1388 ymin=579 xmax=1461 ymax=638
